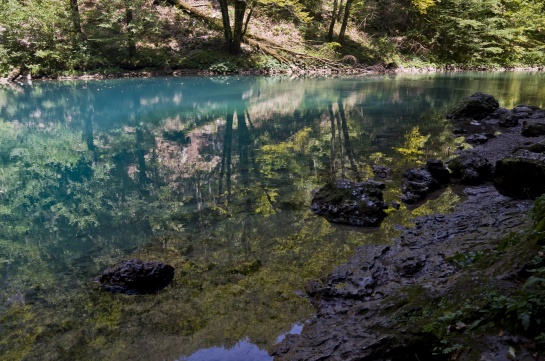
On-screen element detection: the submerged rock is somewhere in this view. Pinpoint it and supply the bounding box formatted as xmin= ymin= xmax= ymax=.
xmin=494 ymin=150 xmax=545 ymax=199
xmin=446 ymin=92 xmax=499 ymax=120
xmin=95 ymin=259 xmax=175 ymax=295
xmin=447 ymin=150 xmax=494 ymax=185
xmin=310 ymin=179 xmax=388 ymax=226
xmin=372 ymin=164 xmax=391 ymax=179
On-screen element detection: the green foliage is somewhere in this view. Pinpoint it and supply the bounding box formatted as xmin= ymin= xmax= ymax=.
xmin=487 ymin=248 xmax=545 ymax=344
xmin=0 ymin=0 xmax=74 ymax=76
xmin=531 ymin=194 xmax=545 ymax=233
xmin=410 ymin=0 xmax=545 ymax=65
xmin=209 ymin=60 xmax=238 ymax=74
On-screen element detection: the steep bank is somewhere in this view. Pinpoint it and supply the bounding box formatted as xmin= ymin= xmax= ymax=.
xmin=272 ymin=99 xmax=545 ymax=360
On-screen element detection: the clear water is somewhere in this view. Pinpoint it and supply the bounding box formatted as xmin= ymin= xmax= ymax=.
xmin=0 ymin=72 xmax=544 ymax=361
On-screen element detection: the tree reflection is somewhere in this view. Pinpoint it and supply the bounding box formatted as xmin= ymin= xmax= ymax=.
xmin=1 ymin=73 xmax=544 ymax=360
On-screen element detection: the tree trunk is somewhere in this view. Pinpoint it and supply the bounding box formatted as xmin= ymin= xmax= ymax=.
xmin=232 ymin=0 xmax=248 ymax=54
xmin=70 ymin=0 xmax=83 ymax=36
xmin=218 ymin=0 xmax=233 ymax=51
xmin=327 ymin=0 xmax=339 ymax=42
xmin=125 ymin=3 xmax=136 ymax=58
xmin=338 ymin=0 xmax=353 ymax=45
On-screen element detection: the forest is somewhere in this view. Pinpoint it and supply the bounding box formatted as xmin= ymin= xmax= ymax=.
xmin=1 ymin=0 xmax=544 ymax=78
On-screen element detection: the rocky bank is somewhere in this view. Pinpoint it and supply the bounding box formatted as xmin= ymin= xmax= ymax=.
xmin=272 ymin=94 xmax=545 ymax=361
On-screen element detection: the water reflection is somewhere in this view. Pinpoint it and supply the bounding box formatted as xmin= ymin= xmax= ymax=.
xmin=179 ymin=339 xmax=272 ymax=361
xmin=0 ymin=72 xmax=544 ymax=360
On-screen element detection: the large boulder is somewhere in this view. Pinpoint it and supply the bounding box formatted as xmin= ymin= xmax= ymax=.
xmin=95 ymin=259 xmax=175 ymax=295
xmin=446 ymin=92 xmax=499 ymax=120
xmin=447 ymin=150 xmax=494 ymax=185
xmin=310 ymin=179 xmax=388 ymax=226
xmin=494 ymin=150 xmax=545 ymax=199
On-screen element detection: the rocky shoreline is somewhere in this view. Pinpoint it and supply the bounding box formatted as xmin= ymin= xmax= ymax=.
xmin=272 ymin=94 xmax=545 ymax=360
xmin=1 ymin=65 xmax=544 ymax=84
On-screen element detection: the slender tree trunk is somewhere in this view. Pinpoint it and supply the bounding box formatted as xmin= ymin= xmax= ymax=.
xmin=338 ymin=0 xmax=353 ymax=44
xmin=125 ymin=2 xmax=136 ymax=58
xmin=70 ymin=0 xmax=83 ymax=36
xmin=232 ymin=0 xmax=248 ymax=54
xmin=218 ymin=0 xmax=233 ymax=51
xmin=327 ymin=0 xmax=339 ymax=42
xmin=337 ymin=0 xmax=344 ymax=21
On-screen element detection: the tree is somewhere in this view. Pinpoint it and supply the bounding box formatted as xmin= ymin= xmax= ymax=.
xmin=337 ymin=0 xmax=353 ymax=44
xmin=218 ymin=0 xmax=254 ymax=54
xmin=327 ymin=0 xmax=339 ymax=42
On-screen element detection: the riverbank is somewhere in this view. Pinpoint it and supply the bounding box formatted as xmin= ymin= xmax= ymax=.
xmin=272 ymin=97 xmax=545 ymax=360
xmin=2 ymin=64 xmax=544 ymax=84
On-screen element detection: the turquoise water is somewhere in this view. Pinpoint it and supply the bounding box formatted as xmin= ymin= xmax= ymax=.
xmin=0 ymin=72 xmax=544 ymax=360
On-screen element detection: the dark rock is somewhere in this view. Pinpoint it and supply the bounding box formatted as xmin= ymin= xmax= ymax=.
xmin=310 ymin=179 xmax=388 ymax=226
xmin=453 ymin=128 xmax=467 ymax=134
xmin=447 ymin=150 xmax=494 ymax=185
xmin=446 ymin=92 xmax=499 ymax=120
xmin=526 ymin=140 xmax=545 ymax=153
xmin=494 ymin=150 xmax=545 ymax=199
xmin=401 ymin=168 xmax=437 ymax=204
xmin=273 ymin=186 xmax=533 ymax=361
xmin=521 ymin=121 xmax=545 ymax=137
xmin=95 ymin=259 xmax=175 ymax=295
xmin=425 ymin=159 xmax=450 ymax=184
xmin=496 ymin=108 xmax=519 ymax=127
xmin=391 ymin=200 xmax=401 ymax=210
xmin=512 ymin=105 xmax=535 ymax=116
xmin=514 ymin=140 xmax=545 ymax=154
xmin=372 ymin=165 xmax=391 ymax=179
xmin=465 ymin=133 xmax=495 ymax=145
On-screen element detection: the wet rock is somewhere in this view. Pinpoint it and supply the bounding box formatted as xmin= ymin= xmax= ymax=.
xmin=372 ymin=165 xmax=391 ymax=179
xmin=453 ymin=128 xmax=467 ymax=135
xmin=446 ymin=92 xmax=499 ymax=120
xmin=487 ymin=107 xmax=519 ymax=128
xmin=494 ymin=150 xmax=545 ymax=199
xmin=425 ymin=159 xmax=450 ymax=184
xmin=95 ymin=259 xmax=175 ymax=295
xmin=466 ymin=133 xmax=495 ymax=145
xmin=512 ymin=105 xmax=536 ymax=116
xmin=401 ymin=168 xmax=437 ymax=204
xmin=447 ymin=150 xmax=494 ymax=185
xmin=514 ymin=140 xmax=545 ymax=154
xmin=521 ymin=121 xmax=545 ymax=137
xmin=310 ymin=179 xmax=388 ymax=226
xmin=273 ymin=186 xmax=533 ymax=361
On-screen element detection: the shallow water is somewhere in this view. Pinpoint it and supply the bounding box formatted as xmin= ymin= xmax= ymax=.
xmin=0 ymin=72 xmax=544 ymax=361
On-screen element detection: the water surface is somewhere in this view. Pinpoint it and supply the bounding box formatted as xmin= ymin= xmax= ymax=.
xmin=1 ymin=72 xmax=544 ymax=360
